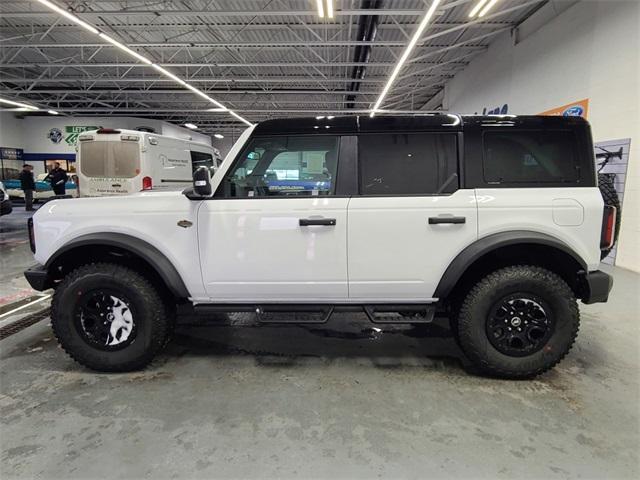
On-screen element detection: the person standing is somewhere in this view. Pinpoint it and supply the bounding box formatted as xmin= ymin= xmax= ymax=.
xmin=18 ymin=164 xmax=35 ymax=211
xmin=44 ymin=162 xmax=68 ymax=196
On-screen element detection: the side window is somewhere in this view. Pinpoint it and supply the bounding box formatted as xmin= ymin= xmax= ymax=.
xmin=483 ymin=130 xmax=579 ymax=184
xmin=358 ymin=133 xmax=458 ymax=195
xmin=222 ymin=136 xmax=339 ymax=198
xmin=190 ymin=151 xmax=214 ymax=174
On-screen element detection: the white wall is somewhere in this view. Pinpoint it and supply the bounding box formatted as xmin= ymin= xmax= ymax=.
xmin=0 ymin=112 xmax=25 ymax=149
xmin=444 ymin=0 xmax=640 ymax=272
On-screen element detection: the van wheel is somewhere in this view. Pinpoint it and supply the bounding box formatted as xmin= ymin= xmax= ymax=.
xmin=51 ymin=263 xmax=170 ymax=372
xmin=456 ymin=266 xmax=579 ymax=379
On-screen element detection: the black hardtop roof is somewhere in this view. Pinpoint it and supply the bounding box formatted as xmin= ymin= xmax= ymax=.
xmin=252 ymin=114 xmax=588 ymax=136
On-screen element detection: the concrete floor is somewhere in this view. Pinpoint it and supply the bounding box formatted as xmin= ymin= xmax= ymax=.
xmin=0 ymin=266 xmax=638 ymax=479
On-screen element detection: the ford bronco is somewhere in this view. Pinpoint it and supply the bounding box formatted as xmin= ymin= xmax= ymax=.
xmin=24 ymin=115 xmax=615 ymax=378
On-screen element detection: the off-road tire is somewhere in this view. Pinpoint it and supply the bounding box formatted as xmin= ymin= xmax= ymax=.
xmin=456 ymin=266 xmax=579 ymax=379
xmin=598 ymin=173 xmax=621 ymax=259
xmin=51 ymin=263 xmax=170 ymax=372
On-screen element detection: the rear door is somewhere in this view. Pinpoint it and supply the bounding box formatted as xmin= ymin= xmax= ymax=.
xmin=197 ymin=134 xmax=349 ymax=302
xmin=347 ymin=132 xmax=478 ymax=301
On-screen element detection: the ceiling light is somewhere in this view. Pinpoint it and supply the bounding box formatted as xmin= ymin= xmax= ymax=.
xmin=184 ymin=123 xmax=198 ymax=130
xmin=468 ymin=0 xmax=489 ymax=17
xmin=326 ymin=0 xmax=334 ymax=19
xmin=214 ymin=133 xmax=224 ymax=139
xmin=478 ymin=0 xmax=500 ymax=17
xmin=47 ymin=110 xmax=60 ymax=115
xmin=34 ymin=0 xmax=99 ymax=34
xmin=316 ymin=0 xmax=325 ymax=18
xmin=316 ymin=116 xmax=325 ymax=120
xmin=151 ymin=64 xmax=187 ymax=86
xmin=370 ymin=0 xmax=441 ymax=117
xmin=0 ymin=98 xmax=39 ymax=110
xmin=207 ymin=108 xmax=228 ymax=112
xmin=99 ymin=33 xmax=152 ymax=65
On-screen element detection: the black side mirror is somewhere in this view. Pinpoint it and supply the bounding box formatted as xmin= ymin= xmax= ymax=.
xmin=193 ymin=166 xmax=212 ymax=197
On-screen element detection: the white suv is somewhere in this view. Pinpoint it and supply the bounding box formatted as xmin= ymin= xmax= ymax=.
xmin=25 ymin=115 xmax=615 ymax=378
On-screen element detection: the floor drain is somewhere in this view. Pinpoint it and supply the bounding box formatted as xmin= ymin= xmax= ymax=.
xmin=0 ymin=310 xmax=49 ymax=340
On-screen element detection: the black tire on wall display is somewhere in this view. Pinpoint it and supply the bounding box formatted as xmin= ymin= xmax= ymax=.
xmin=598 ymin=173 xmax=621 ymax=259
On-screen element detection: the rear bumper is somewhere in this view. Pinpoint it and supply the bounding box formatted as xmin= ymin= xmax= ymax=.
xmin=581 ymin=270 xmax=613 ymax=304
xmin=24 ymin=264 xmax=52 ymax=291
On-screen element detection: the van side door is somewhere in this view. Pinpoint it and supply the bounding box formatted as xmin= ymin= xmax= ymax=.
xmin=347 ymin=131 xmax=478 ymax=301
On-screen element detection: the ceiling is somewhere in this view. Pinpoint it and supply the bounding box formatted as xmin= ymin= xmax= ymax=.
xmin=0 ymin=0 xmax=547 ymax=135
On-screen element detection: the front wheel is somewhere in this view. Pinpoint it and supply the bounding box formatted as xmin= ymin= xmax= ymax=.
xmin=51 ymin=263 xmax=171 ymax=372
xmin=456 ymin=266 xmax=579 ymax=379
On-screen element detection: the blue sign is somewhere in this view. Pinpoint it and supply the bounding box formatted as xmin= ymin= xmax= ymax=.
xmin=563 ymin=106 xmax=584 ymax=117
xmin=0 ymin=147 xmax=23 ymax=160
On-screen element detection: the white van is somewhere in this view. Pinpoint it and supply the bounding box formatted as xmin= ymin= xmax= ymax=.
xmin=76 ymin=128 xmax=220 ymax=197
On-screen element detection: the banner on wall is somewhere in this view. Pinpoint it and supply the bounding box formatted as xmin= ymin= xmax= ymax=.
xmin=538 ymin=99 xmax=589 ymax=118
xmin=595 ymin=138 xmax=631 ymax=266
xmin=64 ymin=126 xmax=99 ymax=146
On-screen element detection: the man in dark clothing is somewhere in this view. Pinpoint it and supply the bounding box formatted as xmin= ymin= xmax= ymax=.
xmin=18 ymin=164 xmax=35 ymax=211
xmin=44 ymin=162 xmax=68 ymax=196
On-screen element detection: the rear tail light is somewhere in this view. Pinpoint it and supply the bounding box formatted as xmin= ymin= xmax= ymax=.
xmin=600 ymin=205 xmax=617 ymax=250
xmin=28 ymin=217 xmax=36 ymax=253
xmin=142 ymin=176 xmax=153 ymax=190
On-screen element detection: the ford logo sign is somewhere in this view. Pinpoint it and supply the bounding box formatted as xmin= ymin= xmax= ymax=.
xmin=563 ymin=106 xmax=584 ymax=117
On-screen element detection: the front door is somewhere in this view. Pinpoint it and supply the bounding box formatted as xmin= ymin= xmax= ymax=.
xmin=198 ymin=134 xmax=348 ymax=302
xmin=347 ymin=132 xmax=478 ymax=301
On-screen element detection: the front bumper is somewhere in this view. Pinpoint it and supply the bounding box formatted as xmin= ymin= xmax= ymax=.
xmin=581 ymin=270 xmax=613 ymax=304
xmin=24 ymin=264 xmax=52 ymax=291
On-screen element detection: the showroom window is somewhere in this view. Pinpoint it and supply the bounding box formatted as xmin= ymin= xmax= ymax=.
xmin=222 ymin=135 xmax=339 ymax=197
xmin=358 ymin=133 xmax=458 ymax=195
xmin=483 ymin=130 xmax=579 ymax=184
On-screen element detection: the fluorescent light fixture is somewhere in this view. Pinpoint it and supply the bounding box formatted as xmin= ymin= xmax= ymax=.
xmin=469 ymin=0 xmax=489 ymax=17
xmin=151 ymin=64 xmax=187 ymax=86
xmin=47 ymin=110 xmax=60 ymax=115
xmin=370 ymin=0 xmax=441 ymax=117
xmin=184 ymin=123 xmax=198 ymax=130
xmin=207 ymin=107 xmax=228 ymax=112
xmin=0 ymin=98 xmax=39 ymax=110
xmin=316 ymin=115 xmax=325 ymax=120
xmin=214 ymin=133 xmax=224 ymax=139
xmin=35 ymin=0 xmax=99 ymax=34
xmin=316 ymin=0 xmax=325 ymax=18
xmin=478 ymin=0 xmax=500 ymax=17
xmin=36 ymin=0 xmax=254 ymax=128
xmin=99 ymin=33 xmax=152 ymax=65
xmin=326 ymin=0 xmax=334 ymax=19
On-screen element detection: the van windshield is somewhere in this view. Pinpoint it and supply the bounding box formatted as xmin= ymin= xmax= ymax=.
xmin=80 ymin=141 xmax=140 ymax=178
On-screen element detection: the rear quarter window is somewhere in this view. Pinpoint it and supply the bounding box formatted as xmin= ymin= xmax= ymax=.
xmin=483 ymin=130 xmax=580 ymax=184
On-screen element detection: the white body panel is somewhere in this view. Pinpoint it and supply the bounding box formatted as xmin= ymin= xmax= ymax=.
xmin=197 ymin=197 xmax=349 ymax=302
xmin=76 ymin=129 xmax=216 ymax=197
xmin=347 ymin=189 xmax=478 ymax=301
xmin=475 ymin=188 xmax=604 ymax=271
xmin=32 ymin=191 xmax=207 ymax=299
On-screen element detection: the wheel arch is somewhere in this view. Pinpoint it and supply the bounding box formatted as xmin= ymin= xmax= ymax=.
xmin=434 ymin=231 xmax=588 ymax=304
xmin=45 ymin=233 xmax=190 ymax=300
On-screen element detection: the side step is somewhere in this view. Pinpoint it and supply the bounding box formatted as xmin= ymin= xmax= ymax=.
xmin=192 ymin=304 xmax=436 ymax=324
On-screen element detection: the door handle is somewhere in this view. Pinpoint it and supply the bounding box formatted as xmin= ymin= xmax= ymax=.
xmin=299 ymin=218 xmax=337 ymax=226
xmin=428 ymin=216 xmax=466 ymax=225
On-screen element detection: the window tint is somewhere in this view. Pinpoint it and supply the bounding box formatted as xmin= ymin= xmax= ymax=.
xmin=223 ymin=136 xmax=339 ymax=197
xmin=190 ymin=151 xmax=214 ymax=174
xmin=358 ymin=133 xmax=458 ymax=195
xmin=483 ymin=130 xmax=579 ymax=184
xmin=79 ymin=141 xmax=140 ymax=178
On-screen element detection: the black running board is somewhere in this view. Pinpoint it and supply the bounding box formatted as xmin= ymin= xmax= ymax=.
xmin=191 ymin=304 xmax=436 ymax=324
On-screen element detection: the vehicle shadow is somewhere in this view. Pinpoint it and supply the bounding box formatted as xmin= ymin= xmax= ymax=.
xmin=166 ymin=312 xmax=471 ymax=372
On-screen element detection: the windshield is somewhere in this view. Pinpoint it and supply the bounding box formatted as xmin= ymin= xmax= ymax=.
xmin=79 ymin=141 xmax=140 ymax=178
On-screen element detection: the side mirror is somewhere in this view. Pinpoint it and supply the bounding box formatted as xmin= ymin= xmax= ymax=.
xmin=193 ymin=166 xmax=213 ymax=197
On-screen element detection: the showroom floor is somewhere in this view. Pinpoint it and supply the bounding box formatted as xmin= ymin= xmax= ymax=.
xmin=0 ymin=267 xmax=638 ymax=479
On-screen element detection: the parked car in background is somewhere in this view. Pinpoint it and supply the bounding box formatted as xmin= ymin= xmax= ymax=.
xmin=0 ymin=181 xmax=13 ymax=215
xmin=4 ymin=174 xmax=78 ymax=201
xmin=75 ymin=128 xmax=220 ymax=197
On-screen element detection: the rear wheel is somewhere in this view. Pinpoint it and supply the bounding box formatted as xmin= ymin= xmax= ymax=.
xmin=456 ymin=266 xmax=579 ymax=379
xmin=51 ymin=263 xmax=171 ymax=372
